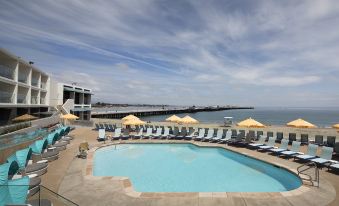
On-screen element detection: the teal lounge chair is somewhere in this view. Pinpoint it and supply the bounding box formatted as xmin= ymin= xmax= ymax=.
xmin=280 ymin=141 xmax=302 ymax=157
xmin=311 ymin=146 xmax=333 ymax=165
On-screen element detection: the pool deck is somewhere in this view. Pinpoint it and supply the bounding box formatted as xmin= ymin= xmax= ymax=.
xmin=41 ymin=127 xmax=339 ymax=206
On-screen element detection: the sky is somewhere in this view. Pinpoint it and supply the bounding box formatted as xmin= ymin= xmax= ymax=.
xmin=1 ymin=0 xmax=339 ymax=107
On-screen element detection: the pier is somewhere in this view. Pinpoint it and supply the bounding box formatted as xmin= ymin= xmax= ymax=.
xmin=91 ymin=106 xmax=254 ymax=119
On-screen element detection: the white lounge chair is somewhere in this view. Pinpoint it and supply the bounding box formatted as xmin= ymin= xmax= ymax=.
xmin=270 ymin=139 xmax=289 ymax=153
xmin=152 ymin=127 xmax=163 ymax=139
xmin=112 ymin=128 xmax=121 ymax=140
xmin=280 ymin=141 xmax=302 ymax=157
xmin=97 ymin=129 xmax=106 ymax=142
xmin=258 ymin=137 xmax=276 ymax=150
xmin=311 ymin=146 xmax=333 ymax=165
xmin=194 ymin=129 xmax=205 ymax=141
xmin=142 ymin=128 xmax=153 ymax=139
xmin=160 ymin=127 xmax=170 ymax=139
xmin=203 ymin=129 xmax=214 ymax=141
xmin=294 ymin=144 xmax=318 ymax=161
xmin=211 ymin=129 xmax=223 ymax=142
xmin=248 ymin=135 xmax=266 ymax=148
xmin=219 ymin=131 xmax=232 ymax=143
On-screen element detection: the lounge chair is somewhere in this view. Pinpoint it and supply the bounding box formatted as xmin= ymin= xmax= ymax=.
xmin=111 ymin=128 xmax=122 ymax=140
xmin=294 ymin=144 xmax=318 ymax=161
xmin=52 ymin=141 xmax=68 ymax=152
xmin=120 ymin=129 xmax=130 ymax=140
xmin=275 ymin=133 xmax=283 ymax=143
xmin=41 ymin=150 xmax=59 ymax=162
xmin=95 ymin=123 xmax=100 ymax=130
xmin=25 ymin=160 xmax=48 ymax=177
xmin=168 ymin=127 xmax=179 ymax=139
xmin=142 ymin=128 xmax=153 ymax=139
xmin=160 ymin=127 xmax=170 ymax=139
xmin=279 ymin=141 xmax=302 ymax=158
xmin=176 ymin=127 xmax=187 ymax=140
xmin=228 ymin=133 xmax=244 ymax=145
xmin=184 ymin=128 xmax=196 ymax=140
xmin=97 ymin=129 xmax=106 ymax=142
xmin=193 ymin=129 xmax=205 ymax=141
xmin=104 ymin=124 xmax=109 ymax=131
xmin=133 ymin=128 xmax=143 ymax=139
xmin=334 ymin=142 xmax=339 ymax=156
xmin=108 ymin=124 xmax=115 ymax=132
xmin=248 ymin=135 xmax=266 ymax=148
xmin=310 ymin=146 xmax=333 ymax=166
xmin=211 ymin=129 xmax=223 ymax=142
xmin=288 ymin=134 xmax=297 ymax=144
xmin=258 ymin=137 xmax=276 ymax=150
xmin=219 ymin=131 xmax=232 ymax=143
xmin=270 ymin=139 xmax=289 ymax=154
xmin=314 ymin=135 xmax=324 ymax=146
xmin=325 ymin=136 xmax=336 ymax=147
xmin=99 ymin=123 xmax=104 ymax=129
xmin=300 ymin=134 xmax=309 ymax=145
xmin=203 ymin=129 xmax=214 ymax=142
xmin=152 ymin=127 xmax=163 ymax=139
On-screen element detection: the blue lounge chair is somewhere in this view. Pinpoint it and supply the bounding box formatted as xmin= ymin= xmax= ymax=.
xmin=270 ymin=139 xmax=289 ymax=153
xmin=294 ymin=144 xmax=318 ymax=161
xmin=311 ymin=146 xmax=333 ymax=166
xmin=280 ymin=141 xmax=302 ymax=157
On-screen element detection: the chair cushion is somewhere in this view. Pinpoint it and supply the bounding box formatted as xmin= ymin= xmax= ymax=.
xmin=42 ymin=150 xmax=59 ymax=158
xmin=25 ymin=163 xmax=48 ymax=173
xmin=296 ymin=154 xmax=315 ymax=159
xmin=311 ymin=158 xmax=329 ymax=164
xmin=53 ymin=141 xmax=68 ymax=147
xmin=29 ymin=177 xmax=41 ymax=189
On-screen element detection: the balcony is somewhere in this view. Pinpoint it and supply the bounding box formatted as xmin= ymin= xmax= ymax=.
xmin=18 ymin=74 xmax=28 ymax=84
xmin=31 ymin=79 xmax=39 ymax=87
xmin=0 ymin=65 xmax=15 ymax=80
xmin=40 ymin=82 xmax=47 ymax=89
xmin=40 ymin=97 xmax=46 ymax=104
xmin=0 ymin=91 xmax=13 ymax=103
xmin=17 ymin=94 xmax=27 ymax=104
xmin=31 ymin=96 xmax=39 ymax=104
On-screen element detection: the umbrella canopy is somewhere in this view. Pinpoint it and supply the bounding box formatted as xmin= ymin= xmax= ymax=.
xmin=12 ymin=114 xmax=38 ymax=122
xmin=178 ymin=115 xmax=199 ymax=124
xmin=166 ymin=115 xmax=182 ymax=122
xmin=61 ymin=113 xmax=79 ymax=120
xmin=122 ymin=118 xmax=146 ymax=126
xmin=332 ymin=124 xmax=339 ymax=129
xmin=237 ymin=117 xmax=265 ymax=128
xmin=286 ymin=118 xmax=317 ymax=128
xmin=121 ymin=114 xmax=139 ymax=121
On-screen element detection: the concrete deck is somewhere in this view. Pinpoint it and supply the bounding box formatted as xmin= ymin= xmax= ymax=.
xmin=41 ymin=127 xmax=339 ymax=206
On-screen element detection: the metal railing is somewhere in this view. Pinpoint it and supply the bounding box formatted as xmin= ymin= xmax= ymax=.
xmin=297 ymin=162 xmax=319 ymax=187
xmin=0 ymin=185 xmax=78 ymax=206
xmin=17 ymin=94 xmax=27 ymax=104
xmin=31 ymin=96 xmax=39 ymax=104
xmin=0 ymin=91 xmax=14 ymax=103
xmin=0 ymin=64 xmax=15 ymax=79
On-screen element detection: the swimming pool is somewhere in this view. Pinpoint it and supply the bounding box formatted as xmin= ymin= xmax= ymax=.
xmin=93 ymin=144 xmax=302 ymax=192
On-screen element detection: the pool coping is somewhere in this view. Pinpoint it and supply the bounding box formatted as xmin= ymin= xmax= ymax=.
xmin=85 ymin=140 xmax=336 ymax=204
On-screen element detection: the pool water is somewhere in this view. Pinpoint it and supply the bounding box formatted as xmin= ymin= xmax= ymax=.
xmin=93 ymin=144 xmax=301 ymax=192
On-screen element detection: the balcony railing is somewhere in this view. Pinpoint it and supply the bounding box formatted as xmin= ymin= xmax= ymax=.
xmin=41 ymin=82 xmax=47 ymax=89
xmin=17 ymin=94 xmax=27 ymax=104
xmin=0 ymin=64 xmax=15 ymax=80
xmin=31 ymin=96 xmax=39 ymax=104
xmin=18 ymin=74 xmax=28 ymax=84
xmin=0 ymin=91 xmax=13 ymax=103
xmin=31 ymin=79 xmax=39 ymax=87
xmin=40 ymin=97 xmax=46 ymax=104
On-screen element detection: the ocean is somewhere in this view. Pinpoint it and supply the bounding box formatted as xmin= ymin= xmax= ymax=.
xmin=139 ymin=107 xmax=339 ymax=127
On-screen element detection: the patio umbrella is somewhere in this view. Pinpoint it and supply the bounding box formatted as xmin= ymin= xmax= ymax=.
xmin=12 ymin=114 xmax=38 ymax=122
xmin=178 ymin=115 xmax=199 ymax=124
xmin=237 ymin=117 xmax=265 ymax=128
xmin=165 ymin=115 xmax=181 ymax=122
xmin=332 ymin=124 xmax=339 ymax=129
xmin=121 ymin=114 xmax=139 ymax=121
xmin=286 ymin=118 xmax=317 ymax=128
xmin=61 ymin=114 xmax=79 ymax=120
xmin=122 ymin=118 xmax=146 ymax=126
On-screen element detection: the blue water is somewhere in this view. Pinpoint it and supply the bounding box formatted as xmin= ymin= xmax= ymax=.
xmin=141 ymin=107 xmax=339 ymax=127
xmin=93 ymin=144 xmax=301 ymax=192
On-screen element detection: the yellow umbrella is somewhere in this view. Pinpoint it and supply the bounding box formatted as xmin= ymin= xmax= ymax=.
xmin=237 ymin=117 xmax=265 ymax=128
xmin=12 ymin=114 xmax=38 ymax=122
xmin=61 ymin=113 xmax=79 ymax=120
xmin=178 ymin=115 xmax=199 ymax=124
xmin=286 ymin=118 xmax=317 ymax=128
xmin=332 ymin=124 xmax=339 ymax=129
xmin=166 ymin=115 xmax=182 ymax=122
xmin=122 ymin=118 xmax=146 ymax=126
xmin=122 ymin=114 xmax=139 ymax=121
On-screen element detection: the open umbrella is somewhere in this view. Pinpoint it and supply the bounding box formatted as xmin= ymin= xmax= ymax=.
xmin=121 ymin=114 xmax=139 ymax=121
xmin=61 ymin=114 xmax=79 ymax=120
xmin=237 ymin=117 xmax=265 ymax=128
xmin=178 ymin=115 xmax=199 ymax=124
xmin=287 ymin=118 xmax=317 ymax=128
xmin=332 ymin=124 xmax=339 ymax=129
xmin=165 ymin=115 xmax=181 ymax=122
xmin=123 ymin=118 xmax=146 ymax=126
xmin=12 ymin=114 xmax=38 ymax=122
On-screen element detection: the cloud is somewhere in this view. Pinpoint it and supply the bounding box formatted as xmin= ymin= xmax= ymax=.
xmin=0 ymin=0 xmax=338 ymax=106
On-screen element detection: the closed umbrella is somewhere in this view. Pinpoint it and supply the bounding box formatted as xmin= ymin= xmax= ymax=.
xmin=237 ymin=117 xmax=265 ymax=128
xmin=165 ymin=115 xmax=181 ymax=122
xmin=12 ymin=114 xmax=38 ymax=122
xmin=287 ymin=118 xmax=317 ymax=128
xmin=178 ymin=115 xmax=199 ymax=124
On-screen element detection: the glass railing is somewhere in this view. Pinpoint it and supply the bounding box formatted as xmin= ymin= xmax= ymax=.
xmin=0 ymin=185 xmax=78 ymax=206
xmin=31 ymin=79 xmax=39 ymax=87
xmin=0 ymin=64 xmax=15 ymax=80
xmin=40 ymin=97 xmax=46 ymax=104
xmin=31 ymin=96 xmax=39 ymax=104
xmin=17 ymin=94 xmax=27 ymax=104
xmin=0 ymin=127 xmax=47 ymax=149
xmin=0 ymin=91 xmax=14 ymax=103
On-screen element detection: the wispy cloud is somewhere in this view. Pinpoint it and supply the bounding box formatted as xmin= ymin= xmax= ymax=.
xmin=0 ymin=0 xmax=339 ymax=106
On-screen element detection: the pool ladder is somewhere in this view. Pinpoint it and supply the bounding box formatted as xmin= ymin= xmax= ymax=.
xmin=297 ymin=162 xmax=319 ymax=187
